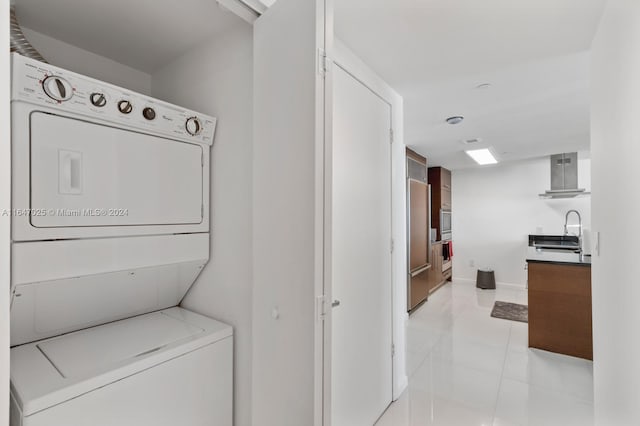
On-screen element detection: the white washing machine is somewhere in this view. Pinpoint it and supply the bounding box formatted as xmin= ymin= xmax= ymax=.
xmin=9 ymin=53 xmax=232 ymax=426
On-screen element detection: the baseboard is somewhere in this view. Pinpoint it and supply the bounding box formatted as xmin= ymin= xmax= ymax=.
xmin=453 ymin=277 xmax=474 ymax=284
xmin=452 ymin=276 xmax=525 ymax=290
xmin=496 ymin=281 xmax=526 ymax=290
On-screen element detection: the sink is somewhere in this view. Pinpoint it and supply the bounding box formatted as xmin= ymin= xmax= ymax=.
xmin=528 ymin=235 xmax=580 ymax=251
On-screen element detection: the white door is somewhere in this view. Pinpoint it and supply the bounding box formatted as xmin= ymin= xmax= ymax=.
xmin=331 ymin=65 xmax=393 ymax=426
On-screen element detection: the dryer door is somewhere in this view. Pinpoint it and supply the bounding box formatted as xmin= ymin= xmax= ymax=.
xmin=29 ymin=112 xmax=203 ymax=228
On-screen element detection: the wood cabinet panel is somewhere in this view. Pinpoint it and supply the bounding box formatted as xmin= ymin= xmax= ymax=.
xmin=409 ymin=180 xmax=429 ymax=271
xmin=407 ymin=149 xmax=430 ymax=312
xmin=529 ymin=263 xmax=591 ymax=295
xmin=406 ymin=148 xmax=427 ymax=165
xmin=426 ymin=242 xmax=445 ymax=293
xmin=409 ymin=269 xmax=430 ymax=311
xmin=528 ymin=262 xmax=592 ymax=360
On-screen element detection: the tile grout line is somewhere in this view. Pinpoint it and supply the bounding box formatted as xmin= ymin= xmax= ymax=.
xmin=491 ymin=321 xmax=513 ymax=424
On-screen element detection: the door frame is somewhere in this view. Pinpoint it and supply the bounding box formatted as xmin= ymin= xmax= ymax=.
xmin=320 ymin=39 xmax=408 ymax=425
xmin=1 ymin=1 xmax=11 ymax=424
xmin=317 ymin=1 xmax=333 ymax=426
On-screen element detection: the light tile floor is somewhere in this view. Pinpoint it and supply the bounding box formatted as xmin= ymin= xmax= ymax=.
xmin=376 ymin=280 xmax=594 ymax=426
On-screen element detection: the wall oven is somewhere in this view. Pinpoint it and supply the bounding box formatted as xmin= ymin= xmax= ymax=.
xmin=441 ymin=209 xmax=452 ymax=241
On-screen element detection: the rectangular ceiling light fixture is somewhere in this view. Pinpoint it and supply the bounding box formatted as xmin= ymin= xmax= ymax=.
xmin=465 ymin=148 xmax=498 ymax=165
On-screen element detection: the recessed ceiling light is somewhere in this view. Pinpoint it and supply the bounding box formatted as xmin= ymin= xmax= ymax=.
xmin=475 ymin=83 xmax=492 ymax=90
xmin=446 ymin=116 xmax=464 ymax=125
xmin=465 ymin=148 xmax=498 ymax=165
xmin=461 ymin=138 xmax=482 ymax=145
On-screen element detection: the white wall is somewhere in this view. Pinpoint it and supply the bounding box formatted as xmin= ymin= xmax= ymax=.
xmin=452 ymin=156 xmax=591 ymax=287
xmin=591 ymin=1 xmax=640 ymax=424
xmin=252 ymin=0 xmax=326 ymax=424
xmin=2 ymin=2 xmax=11 ymax=425
xmin=151 ymin=25 xmax=253 ymax=426
xmin=21 ymin=27 xmax=151 ymax=94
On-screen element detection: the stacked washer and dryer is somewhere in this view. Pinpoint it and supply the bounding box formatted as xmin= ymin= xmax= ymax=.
xmin=9 ymin=53 xmax=233 ymax=426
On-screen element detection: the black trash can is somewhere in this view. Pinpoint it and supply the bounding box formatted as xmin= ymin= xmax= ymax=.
xmin=476 ymin=269 xmax=496 ymax=289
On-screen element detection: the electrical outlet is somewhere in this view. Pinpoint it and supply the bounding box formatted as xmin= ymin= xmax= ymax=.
xmin=469 ymin=259 xmax=475 ymax=268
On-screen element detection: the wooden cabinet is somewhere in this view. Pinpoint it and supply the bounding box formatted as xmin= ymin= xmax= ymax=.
xmin=429 ymin=242 xmax=443 ymax=287
xmin=528 ymin=262 xmax=593 ymax=360
xmin=407 ymin=149 xmax=430 ymax=312
xmin=428 ymin=167 xmax=452 ymax=240
xmin=426 ymin=242 xmax=450 ymax=293
xmin=409 ymin=269 xmax=430 ymax=312
xmin=407 ymin=154 xmax=454 ymax=311
xmin=409 ymin=180 xmax=429 ymax=271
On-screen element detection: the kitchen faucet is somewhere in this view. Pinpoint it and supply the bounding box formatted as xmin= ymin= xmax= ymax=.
xmin=564 ymin=209 xmax=582 ymax=253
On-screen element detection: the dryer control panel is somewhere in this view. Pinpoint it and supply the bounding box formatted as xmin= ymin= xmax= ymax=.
xmin=10 ymin=53 xmax=216 ymax=146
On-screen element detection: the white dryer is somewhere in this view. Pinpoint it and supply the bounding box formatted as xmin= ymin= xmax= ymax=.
xmin=9 ymin=53 xmax=232 ymax=426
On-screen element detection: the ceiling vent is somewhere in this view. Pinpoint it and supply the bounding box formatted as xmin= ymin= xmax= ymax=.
xmin=446 ymin=116 xmax=464 ymax=125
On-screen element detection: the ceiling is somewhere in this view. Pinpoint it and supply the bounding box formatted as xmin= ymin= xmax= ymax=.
xmin=335 ymin=0 xmax=607 ymax=169
xmin=14 ymin=0 xmax=606 ymax=170
xmin=14 ymin=0 xmax=245 ymax=73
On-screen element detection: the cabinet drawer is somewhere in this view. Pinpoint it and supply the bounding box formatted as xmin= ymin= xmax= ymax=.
xmin=528 ymin=262 xmax=591 ymax=295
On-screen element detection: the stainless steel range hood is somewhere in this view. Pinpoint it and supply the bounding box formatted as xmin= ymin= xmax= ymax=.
xmin=539 ymin=153 xmax=590 ymax=199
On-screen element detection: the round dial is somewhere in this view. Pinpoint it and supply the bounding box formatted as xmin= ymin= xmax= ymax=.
xmin=142 ymin=107 xmax=156 ymax=121
xmin=42 ymin=76 xmax=73 ymax=102
xmin=117 ymin=100 xmax=133 ymax=114
xmin=185 ymin=116 xmax=202 ymax=136
xmin=90 ymin=92 xmax=107 ymax=107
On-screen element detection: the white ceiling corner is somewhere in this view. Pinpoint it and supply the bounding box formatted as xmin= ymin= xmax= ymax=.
xmin=335 ymin=0 xmax=607 ymax=169
xmin=14 ymin=0 xmax=247 ymax=73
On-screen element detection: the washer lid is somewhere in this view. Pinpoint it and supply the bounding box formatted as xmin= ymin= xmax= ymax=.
xmin=10 ymin=307 xmax=233 ymax=416
xmin=37 ymin=311 xmax=204 ymax=379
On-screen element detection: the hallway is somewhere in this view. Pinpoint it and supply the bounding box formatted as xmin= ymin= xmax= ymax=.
xmin=377 ymin=281 xmax=594 ymax=426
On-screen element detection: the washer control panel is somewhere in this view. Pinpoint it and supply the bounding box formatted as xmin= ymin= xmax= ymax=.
xmin=10 ymin=53 xmax=216 ymax=145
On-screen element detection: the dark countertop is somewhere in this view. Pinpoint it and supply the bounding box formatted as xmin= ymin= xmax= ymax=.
xmin=526 ymin=247 xmax=592 ymax=267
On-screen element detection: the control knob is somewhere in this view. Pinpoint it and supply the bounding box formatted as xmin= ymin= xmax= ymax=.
xmin=142 ymin=107 xmax=156 ymax=120
xmin=117 ymin=100 xmax=133 ymax=114
xmin=185 ymin=116 xmax=202 ymax=136
xmin=42 ymin=76 xmax=73 ymax=102
xmin=90 ymin=92 xmax=107 ymax=107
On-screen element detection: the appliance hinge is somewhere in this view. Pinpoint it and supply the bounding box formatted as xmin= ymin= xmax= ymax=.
xmin=316 ymin=295 xmax=327 ymax=322
xmin=201 ymin=204 xmax=204 ymax=218
xmin=318 ymin=48 xmax=329 ymax=77
xmin=390 ymin=128 xmax=394 ymax=144
xmin=392 ymin=343 xmax=395 ymax=358
xmin=391 ymin=238 xmax=394 ymax=253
